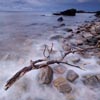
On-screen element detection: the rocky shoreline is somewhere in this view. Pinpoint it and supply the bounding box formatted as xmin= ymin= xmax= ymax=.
xmin=37 ymin=16 xmax=100 ymax=100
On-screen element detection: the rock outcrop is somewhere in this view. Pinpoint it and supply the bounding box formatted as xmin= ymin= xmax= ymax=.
xmin=53 ymin=9 xmax=77 ymax=16
xmin=95 ymin=11 xmax=100 ymax=17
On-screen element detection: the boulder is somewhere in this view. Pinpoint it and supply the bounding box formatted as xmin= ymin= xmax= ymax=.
xmin=66 ymin=70 xmax=79 ymax=82
xmin=95 ymin=26 xmax=100 ymax=34
xmin=53 ymin=9 xmax=76 ymax=16
xmin=82 ymin=74 xmax=100 ymax=86
xmin=96 ymin=74 xmax=100 ymax=81
xmin=63 ymin=28 xmax=73 ymax=32
xmin=53 ymin=77 xmax=72 ymax=93
xmin=57 ymin=17 xmax=63 ymax=22
xmin=50 ymin=34 xmax=64 ymax=40
xmin=76 ymin=40 xmax=83 ymax=45
xmin=37 ymin=66 xmax=53 ymax=84
xmin=84 ymin=36 xmax=98 ymax=46
xmin=76 ymin=30 xmax=80 ymax=34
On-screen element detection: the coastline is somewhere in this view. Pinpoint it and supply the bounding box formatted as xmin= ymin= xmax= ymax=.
xmin=0 ymin=13 xmax=100 ymax=100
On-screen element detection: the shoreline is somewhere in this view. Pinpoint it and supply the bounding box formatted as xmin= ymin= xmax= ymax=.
xmin=0 ymin=14 xmax=100 ymax=100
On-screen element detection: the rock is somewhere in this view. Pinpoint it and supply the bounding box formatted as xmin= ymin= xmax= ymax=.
xmin=82 ymin=74 xmax=99 ymax=86
xmin=96 ymin=74 xmax=100 ymax=81
xmin=59 ymin=23 xmax=65 ymax=27
xmin=53 ymin=77 xmax=72 ymax=93
xmin=84 ymin=36 xmax=98 ymax=46
xmin=57 ymin=17 xmax=63 ymax=22
xmin=76 ymin=30 xmax=80 ymax=34
xmin=76 ymin=40 xmax=83 ymax=45
xmin=50 ymin=34 xmax=63 ymax=40
xmin=62 ymin=44 xmax=71 ymax=51
xmin=96 ymin=40 xmax=100 ymax=48
xmin=53 ymin=65 xmax=67 ymax=74
xmin=64 ymin=33 xmax=73 ymax=39
xmin=37 ymin=66 xmax=53 ymax=84
xmin=95 ymin=26 xmax=100 ymax=34
xmin=63 ymin=28 xmax=73 ymax=32
xmin=53 ymin=9 xmax=76 ymax=16
xmin=95 ymin=11 xmax=100 ymax=17
xmin=66 ymin=94 xmax=75 ymax=100
xmin=66 ymin=70 xmax=79 ymax=82
xmin=82 ymin=33 xmax=93 ymax=38
xmin=71 ymin=57 xmax=80 ymax=63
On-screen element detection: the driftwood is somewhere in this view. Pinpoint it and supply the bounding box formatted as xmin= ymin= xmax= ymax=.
xmin=5 ymin=44 xmax=98 ymax=91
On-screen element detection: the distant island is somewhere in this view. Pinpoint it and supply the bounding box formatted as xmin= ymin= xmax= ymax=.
xmin=53 ymin=8 xmax=100 ymax=16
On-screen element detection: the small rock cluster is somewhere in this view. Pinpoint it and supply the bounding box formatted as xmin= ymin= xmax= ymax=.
xmin=38 ymin=66 xmax=79 ymax=94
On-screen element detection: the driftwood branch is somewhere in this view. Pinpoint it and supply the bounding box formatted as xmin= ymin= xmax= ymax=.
xmin=5 ymin=58 xmax=82 ymax=91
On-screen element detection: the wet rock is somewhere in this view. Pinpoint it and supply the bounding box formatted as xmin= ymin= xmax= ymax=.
xmin=64 ymin=33 xmax=73 ymax=39
xmin=37 ymin=66 xmax=53 ymax=84
xmin=59 ymin=23 xmax=65 ymax=27
xmin=66 ymin=70 xmax=79 ymax=82
xmin=57 ymin=17 xmax=63 ymax=22
xmin=53 ymin=9 xmax=76 ymax=16
xmin=63 ymin=28 xmax=73 ymax=32
xmin=84 ymin=36 xmax=98 ymax=46
xmin=50 ymin=34 xmax=63 ymax=40
xmin=82 ymin=74 xmax=99 ymax=86
xmin=82 ymin=33 xmax=93 ymax=38
xmin=53 ymin=65 xmax=67 ymax=74
xmin=66 ymin=94 xmax=75 ymax=100
xmin=95 ymin=26 xmax=100 ymax=34
xmin=76 ymin=30 xmax=80 ymax=34
xmin=96 ymin=74 xmax=100 ymax=81
xmin=62 ymin=44 xmax=71 ymax=51
xmin=95 ymin=35 xmax=100 ymax=40
xmin=53 ymin=77 xmax=72 ymax=93
xmin=76 ymin=40 xmax=83 ymax=45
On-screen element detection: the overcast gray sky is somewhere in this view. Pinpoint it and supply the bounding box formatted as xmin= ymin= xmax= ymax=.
xmin=0 ymin=0 xmax=100 ymax=12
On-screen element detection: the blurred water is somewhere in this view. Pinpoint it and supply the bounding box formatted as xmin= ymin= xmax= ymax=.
xmin=0 ymin=12 xmax=98 ymax=100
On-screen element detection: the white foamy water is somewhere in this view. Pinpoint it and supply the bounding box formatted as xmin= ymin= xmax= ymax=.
xmin=0 ymin=12 xmax=100 ymax=100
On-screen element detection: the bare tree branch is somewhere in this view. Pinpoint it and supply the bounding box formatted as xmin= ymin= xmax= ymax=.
xmin=43 ymin=43 xmax=54 ymax=59
xmin=5 ymin=59 xmax=82 ymax=91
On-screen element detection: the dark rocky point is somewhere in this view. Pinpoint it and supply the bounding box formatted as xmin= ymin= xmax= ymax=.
xmin=53 ymin=9 xmax=77 ymax=16
xmin=95 ymin=11 xmax=100 ymax=17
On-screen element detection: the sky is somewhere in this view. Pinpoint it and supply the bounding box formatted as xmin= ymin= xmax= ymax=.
xmin=0 ymin=0 xmax=100 ymax=12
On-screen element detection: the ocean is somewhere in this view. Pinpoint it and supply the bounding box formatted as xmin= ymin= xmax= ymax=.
xmin=0 ymin=12 xmax=98 ymax=100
